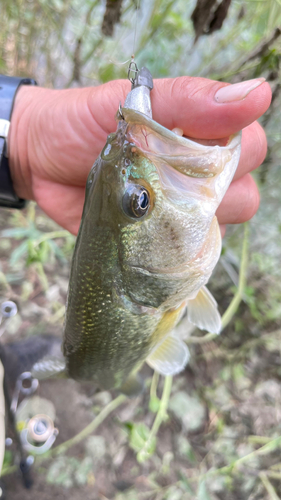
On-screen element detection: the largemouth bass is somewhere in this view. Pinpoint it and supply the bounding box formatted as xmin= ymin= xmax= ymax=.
xmin=33 ymin=68 xmax=241 ymax=393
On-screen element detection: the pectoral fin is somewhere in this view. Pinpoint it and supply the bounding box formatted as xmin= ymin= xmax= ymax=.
xmin=187 ymin=286 xmax=221 ymax=334
xmin=146 ymin=335 xmax=190 ymax=376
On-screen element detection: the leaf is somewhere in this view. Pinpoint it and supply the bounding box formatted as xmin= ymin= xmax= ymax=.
xmin=129 ymin=423 xmax=156 ymax=462
xmin=3 ymin=450 xmax=13 ymax=468
xmin=176 ymin=436 xmax=197 ymax=464
xmin=47 ymin=456 xmax=90 ymax=488
xmin=48 ymin=239 xmax=67 ymax=263
xmin=1 ymin=227 xmax=30 ymax=238
xmin=74 ymin=456 xmax=94 ymax=485
xmin=164 ymin=485 xmax=184 ymax=500
xmin=129 ymin=423 xmax=152 ymax=452
xmin=10 ymin=241 xmax=29 ymax=266
xmin=178 ymin=473 xmax=194 ymax=494
xmin=98 ymin=63 xmax=117 ymax=83
xmin=197 ymin=479 xmax=212 ymax=500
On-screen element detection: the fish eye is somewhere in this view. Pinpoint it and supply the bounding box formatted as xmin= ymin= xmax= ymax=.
xmin=122 ymin=184 xmax=150 ymax=218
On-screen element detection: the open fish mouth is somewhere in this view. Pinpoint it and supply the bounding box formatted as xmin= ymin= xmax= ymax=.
xmin=122 ymin=107 xmax=241 ymax=177
xmin=122 ymin=107 xmax=241 ymax=205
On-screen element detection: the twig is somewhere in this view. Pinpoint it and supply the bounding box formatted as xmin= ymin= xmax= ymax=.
xmin=81 ymin=39 xmax=103 ymax=67
xmin=48 ymin=394 xmax=126 ymax=457
xmin=35 ymin=262 xmax=49 ymax=292
xmin=267 ymin=471 xmax=281 ymax=481
xmin=232 ymin=27 xmax=281 ymax=74
xmin=248 ymin=436 xmax=272 ymax=445
xmin=218 ymin=436 xmax=281 ymax=475
xmin=72 ymin=38 xmax=82 ymax=84
xmin=150 ymin=371 xmax=159 ymax=401
xmin=137 ymin=375 xmax=173 ymax=463
xmin=184 ymin=436 xmax=281 ymax=487
xmin=194 ymin=328 xmax=281 ymax=363
xmin=138 ymin=0 xmax=174 ymax=54
xmin=186 ymin=222 xmax=249 ymax=345
xmin=260 ymin=472 xmax=281 ymax=500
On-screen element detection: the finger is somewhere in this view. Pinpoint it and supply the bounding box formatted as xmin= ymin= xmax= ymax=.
xmin=33 ymin=180 xmax=84 ymax=235
xmin=216 ymin=174 xmax=260 ymax=225
xmin=234 ymin=121 xmax=267 ymax=181
xmin=94 ymin=76 xmax=271 ymax=139
xmin=153 ymin=77 xmax=271 ymax=139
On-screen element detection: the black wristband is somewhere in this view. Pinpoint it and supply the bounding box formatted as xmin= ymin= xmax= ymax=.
xmin=0 ymin=75 xmax=37 ymax=209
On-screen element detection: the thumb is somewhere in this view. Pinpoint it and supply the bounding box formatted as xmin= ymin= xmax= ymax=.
xmin=153 ymin=76 xmax=271 ymax=138
xmin=92 ymin=76 xmax=271 ymax=140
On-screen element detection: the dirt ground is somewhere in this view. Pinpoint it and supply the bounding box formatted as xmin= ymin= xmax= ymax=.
xmin=1 ymin=206 xmax=281 ymax=500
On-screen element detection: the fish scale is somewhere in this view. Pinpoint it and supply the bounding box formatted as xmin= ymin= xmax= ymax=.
xmin=64 ymin=225 xmax=161 ymax=387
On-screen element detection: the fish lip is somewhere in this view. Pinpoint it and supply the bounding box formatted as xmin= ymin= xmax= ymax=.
xmin=122 ymin=107 xmax=242 ymax=151
xmin=123 ymin=108 xmax=242 ymax=197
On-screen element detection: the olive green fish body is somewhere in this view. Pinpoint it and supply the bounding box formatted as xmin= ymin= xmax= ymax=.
xmin=63 ymin=125 xmax=163 ymax=388
xmin=63 ymin=104 xmax=241 ymax=389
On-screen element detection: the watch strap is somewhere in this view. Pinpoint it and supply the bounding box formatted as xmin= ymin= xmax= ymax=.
xmin=0 ymin=75 xmax=37 ymax=209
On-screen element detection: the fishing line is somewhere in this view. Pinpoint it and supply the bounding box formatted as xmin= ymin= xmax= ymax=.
xmin=132 ymin=0 xmax=141 ymax=59
xmin=126 ymin=0 xmax=141 ymax=84
xmin=104 ymin=1 xmax=141 ymax=71
xmin=108 ymin=58 xmax=132 ymax=66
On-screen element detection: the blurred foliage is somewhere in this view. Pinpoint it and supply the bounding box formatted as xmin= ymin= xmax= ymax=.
xmin=1 ymin=203 xmax=72 ymax=267
xmin=0 ymin=1 xmax=281 ymax=499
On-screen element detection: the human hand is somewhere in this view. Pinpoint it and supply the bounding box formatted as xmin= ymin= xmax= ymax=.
xmin=9 ymin=76 xmax=271 ymax=235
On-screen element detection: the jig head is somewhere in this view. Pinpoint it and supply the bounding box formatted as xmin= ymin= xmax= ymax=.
xmin=125 ymin=59 xmax=153 ymax=118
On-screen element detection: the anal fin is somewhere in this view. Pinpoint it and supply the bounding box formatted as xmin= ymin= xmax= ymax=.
xmin=146 ymin=335 xmax=190 ymax=376
xmin=187 ymin=285 xmax=221 ymax=334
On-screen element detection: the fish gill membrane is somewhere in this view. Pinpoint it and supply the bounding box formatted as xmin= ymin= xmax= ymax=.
xmin=32 ymin=69 xmax=242 ymax=396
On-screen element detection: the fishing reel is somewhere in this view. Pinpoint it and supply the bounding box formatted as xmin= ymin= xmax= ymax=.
xmin=0 ymin=300 xmax=59 ymax=465
xmin=20 ymin=413 xmax=58 ymax=455
xmin=10 ymin=371 xmax=59 ymax=455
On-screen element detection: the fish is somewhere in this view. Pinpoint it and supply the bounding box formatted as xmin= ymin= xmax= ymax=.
xmin=32 ymin=67 xmax=241 ymax=394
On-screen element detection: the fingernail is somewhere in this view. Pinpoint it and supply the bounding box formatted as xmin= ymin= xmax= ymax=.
xmin=215 ymin=78 xmax=266 ymax=103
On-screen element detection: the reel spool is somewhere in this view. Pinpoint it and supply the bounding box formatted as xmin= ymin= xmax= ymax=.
xmin=20 ymin=413 xmax=59 ymax=455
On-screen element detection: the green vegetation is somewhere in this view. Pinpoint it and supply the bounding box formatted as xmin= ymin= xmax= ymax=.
xmin=0 ymin=1 xmax=281 ymax=499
